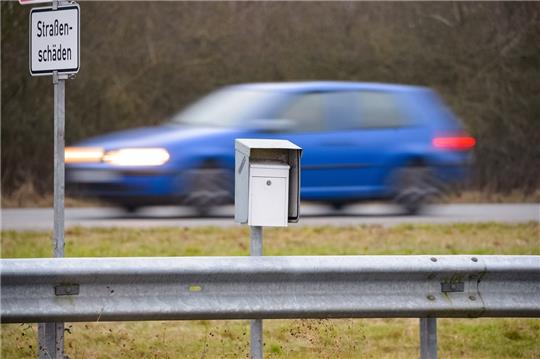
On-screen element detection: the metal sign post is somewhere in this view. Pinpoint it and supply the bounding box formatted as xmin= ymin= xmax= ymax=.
xmin=37 ymin=72 xmax=68 ymax=359
xmin=23 ymin=0 xmax=79 ymax=357
xmin=52 ymin=70 xmax=67 ymax=259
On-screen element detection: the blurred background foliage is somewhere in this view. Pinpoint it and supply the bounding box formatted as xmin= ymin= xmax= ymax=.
xmin=2 ymin=1 xmax=539 ymax=196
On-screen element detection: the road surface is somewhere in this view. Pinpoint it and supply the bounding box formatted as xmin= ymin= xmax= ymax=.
xmin=1 ymin=203 xmax=538 ymax=230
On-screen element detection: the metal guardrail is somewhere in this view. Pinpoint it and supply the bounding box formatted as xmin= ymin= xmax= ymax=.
xmin=2 ymin=255 xmax=539 ymax=323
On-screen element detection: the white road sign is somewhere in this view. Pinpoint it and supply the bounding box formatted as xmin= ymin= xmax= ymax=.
xmin=30 ymin=4 xmax=80 ymax=76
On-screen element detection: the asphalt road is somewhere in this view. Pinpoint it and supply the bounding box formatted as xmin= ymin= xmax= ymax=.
xmin=1 ymin=203 xmax=538 ymax=230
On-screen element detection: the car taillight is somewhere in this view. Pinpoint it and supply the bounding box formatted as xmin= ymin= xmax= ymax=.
xmin=432 ymin=135 xmax=476 ymax=151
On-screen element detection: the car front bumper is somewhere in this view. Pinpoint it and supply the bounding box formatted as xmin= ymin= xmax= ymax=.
xmin=66 ymin=167 xmax=186 ymax=205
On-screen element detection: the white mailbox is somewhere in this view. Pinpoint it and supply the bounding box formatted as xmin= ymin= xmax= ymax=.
xmin=235 ymin=139 xmax=302 ymax=227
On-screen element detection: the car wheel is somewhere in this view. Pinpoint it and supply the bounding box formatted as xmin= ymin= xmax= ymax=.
xmin=330 ymin=202 xmax=346 ymax=211
xmin=391 ymin=166 xmax=441 ymax=215
xmin=121 ymin=204 xmax=140 ymax=214
xmin=183 ymin=161 xmax=233 ymax=216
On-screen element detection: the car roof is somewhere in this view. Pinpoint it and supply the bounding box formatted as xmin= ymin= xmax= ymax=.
xmin=229 ymin=81 xmax=429 ymax=93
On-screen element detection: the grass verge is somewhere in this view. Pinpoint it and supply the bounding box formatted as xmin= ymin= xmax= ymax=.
xmin=2 ymin=223 xmax=539 ymax=358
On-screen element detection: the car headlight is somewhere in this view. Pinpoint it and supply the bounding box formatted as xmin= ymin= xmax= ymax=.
xmin=65 ymin=147 xmax=104 ymax=163
xmin=102 ymin=148 xmax=170 ymax=166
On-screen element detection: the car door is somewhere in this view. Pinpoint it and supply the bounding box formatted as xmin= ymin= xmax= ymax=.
xmin=272 ymin=90 xmax=415 ymax=201
xmin=350 ymin=89 xmax=419 ymax=197
xmin=269 ymin=91 xmax=364 ymax=201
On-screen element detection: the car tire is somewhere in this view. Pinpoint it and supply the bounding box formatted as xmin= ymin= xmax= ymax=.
xmin=121 ymin=204 xmax=139 ymax=214
xmin=183 ymin=161 xmax=233 ymax=216
xmin=391 ymin=166 xmax=441 ymax=215
xmin=330 ymin=202 xmax=346 ymax=211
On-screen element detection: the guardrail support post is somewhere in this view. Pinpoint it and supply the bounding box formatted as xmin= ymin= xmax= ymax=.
xmin=250 ymin=226 xmax=263 ymax=359
xmin=420 ymin=317 xmax=437 ymax=359
xmin=38 ymin=322 xmax=64 ymax=359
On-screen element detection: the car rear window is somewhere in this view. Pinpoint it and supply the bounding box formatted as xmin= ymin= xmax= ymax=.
xmin=325 ymin=91 xmax=412 ymax=131
xmin=355 ymin=91 xmax=410 ymax=128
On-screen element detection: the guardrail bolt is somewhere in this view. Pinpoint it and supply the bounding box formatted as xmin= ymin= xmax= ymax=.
xmin=430 ymin=257 xmax=437 ymax=262
xmin=469 ymin=295 xmax=477 ymax=301
xmin=427 ymin=294 xmax=436 ymax=301
xmin=471 ymin=257 xmax=478 ymax=262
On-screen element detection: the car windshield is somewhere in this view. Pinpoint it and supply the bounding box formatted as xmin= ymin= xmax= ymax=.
xmin=170 ymin=88 xmax=283 ymax=127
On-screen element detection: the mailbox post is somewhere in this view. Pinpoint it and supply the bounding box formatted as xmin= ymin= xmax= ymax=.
xmin=234 ymin=139 xmax=302 ymax=359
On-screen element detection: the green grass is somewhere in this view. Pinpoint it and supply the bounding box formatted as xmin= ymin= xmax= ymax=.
xmin=2 ymin=222 xmax=539 ymax=258
xmin=1 ymin=223 xmax=539 ymax=358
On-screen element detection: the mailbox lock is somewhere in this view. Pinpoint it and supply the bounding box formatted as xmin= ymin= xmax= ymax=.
xmin=266 ymin=180 xmax=272 ymax=186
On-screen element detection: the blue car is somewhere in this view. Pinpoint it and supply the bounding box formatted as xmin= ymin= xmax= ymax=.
xmin=65 ymin=82 xmax=475 ymax=214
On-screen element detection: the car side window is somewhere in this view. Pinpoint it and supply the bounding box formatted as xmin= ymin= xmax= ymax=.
xmin=325 ymin=92 xmax=361 ymax=131
xmin=355 ymin=91 xmax=409 ymax=128
xmin=278 ymin=93 xmax=325 ymax=132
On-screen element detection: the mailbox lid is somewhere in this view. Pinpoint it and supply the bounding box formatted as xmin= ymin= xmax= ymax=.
xmin=235 ymin=139 xmax=301 ymax=156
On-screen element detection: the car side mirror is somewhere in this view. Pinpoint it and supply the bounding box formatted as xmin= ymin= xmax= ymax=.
xmin=248 ymin=119 xmax=295 ymax=133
